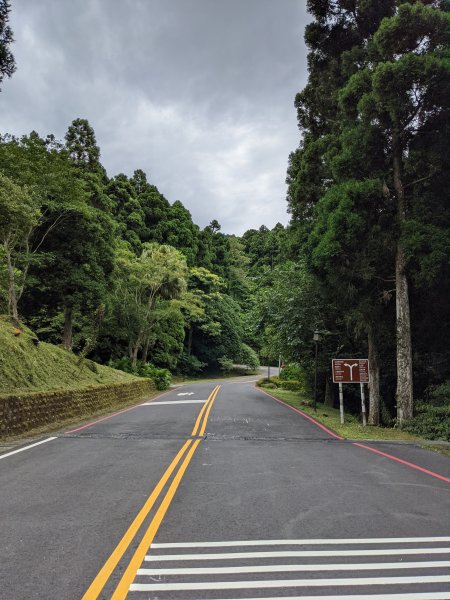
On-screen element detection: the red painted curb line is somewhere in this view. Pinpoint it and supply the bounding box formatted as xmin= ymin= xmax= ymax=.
xmin=64 ymin=388 xmax=175 ymax=434
xmin=256 ymin=387 xmax=450 ymax=484
xmin=353 ymin=442 xmax=450 ymax=484
xmin=256 ymin=387 xmax=343 ymax=440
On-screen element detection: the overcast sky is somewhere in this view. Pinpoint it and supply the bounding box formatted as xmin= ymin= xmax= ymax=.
xmin=1 ymin=0 xmax=310 ymax=235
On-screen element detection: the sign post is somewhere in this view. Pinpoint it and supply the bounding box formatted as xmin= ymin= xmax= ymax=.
xmin=338 ymin=383 xmax=344 ymax=424
xmin=332 ymin=359 xmax=370 ymax=426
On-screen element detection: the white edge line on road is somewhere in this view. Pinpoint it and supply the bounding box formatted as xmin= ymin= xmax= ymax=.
xmin=0 ymin=437 xmax=57 ymax=461
xmin=141 ymin=400 xmax=207 ymax=405
xmin=129 ymin=574 xmax=450 ymax=591
xmin=137 ymin=560 xmax=450 ymax=575
xmin=187 ymin=594 xmax=450 ymax=600
xmin=151 ymin=537 xmax=450 ymax=548
xmin=144 ymin=548 xmax=450 ymax=561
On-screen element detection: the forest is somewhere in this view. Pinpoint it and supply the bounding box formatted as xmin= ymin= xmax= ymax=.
xmin=0 ymin=0 xmax=448 ymax=436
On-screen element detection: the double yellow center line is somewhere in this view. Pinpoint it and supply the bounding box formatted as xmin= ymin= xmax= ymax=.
xmin=82 ymin=385 xmax=220 ymax=600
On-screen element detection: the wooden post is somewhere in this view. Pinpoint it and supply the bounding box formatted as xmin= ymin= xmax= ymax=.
xmin=360 ymin=382 xmax=367 ymax=427
xmin=339 ymin=382 xmax=344 ymax=424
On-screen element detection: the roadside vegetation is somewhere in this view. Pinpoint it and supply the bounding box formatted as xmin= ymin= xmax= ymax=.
xmin=256 ymin=367 xmax=449 ymax=443
xmin=0 ymin=316 xmax=137 ymax=395
xmin=0 ymin=1 xmax=448 ymax=437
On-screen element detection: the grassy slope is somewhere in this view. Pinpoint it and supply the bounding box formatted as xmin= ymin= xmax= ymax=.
xmin=260 ymin=386 xmax=422 ymax=442
xmin=0 ymin=316 xmax=139 ymax=395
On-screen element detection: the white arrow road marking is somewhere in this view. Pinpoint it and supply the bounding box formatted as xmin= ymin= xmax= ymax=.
xmin=177 ymin=392 xmax=195 ymax=396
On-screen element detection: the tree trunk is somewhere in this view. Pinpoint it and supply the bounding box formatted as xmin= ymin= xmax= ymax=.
xmin=130 ymin=331 xmax=143 ymax=369
xmin=395 ymin=246 xmax=413 ymax=423
xmin=187 ymin=327 xmax=193 ymax=355
xmin=392 ymin=131 xmax=413 ymax=424
xmin=130 ymin=343 xmax=139 ymax=369
xmin=367 ymin=326 xmax=380 ymax=425
xmin=62 ymin=305 xmax=73 ymax=350
xmin=324 ymin=375 xmax=334 ymax=407
xmin=4 ymin=241 xmax=19 ymax=322
xmin=141 ymin=336 xmax=150 ymax=364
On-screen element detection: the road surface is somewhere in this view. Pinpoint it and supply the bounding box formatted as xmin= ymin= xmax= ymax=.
xmin=1 ymin=376 xmax=449 ymax=599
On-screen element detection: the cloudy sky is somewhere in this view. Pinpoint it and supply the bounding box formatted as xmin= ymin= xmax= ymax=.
xmin=1 ymin=0 xmax=310 ymax=235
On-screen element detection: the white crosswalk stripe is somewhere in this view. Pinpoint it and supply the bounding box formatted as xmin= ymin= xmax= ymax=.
xmin=127 ymin=536 xmax=450 ymax=599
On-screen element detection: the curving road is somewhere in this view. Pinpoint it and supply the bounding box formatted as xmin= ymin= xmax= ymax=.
xmin=1 ymin=376 xmax=449 ymax=599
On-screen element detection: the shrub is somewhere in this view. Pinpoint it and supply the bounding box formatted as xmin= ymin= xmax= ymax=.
xmin=238 ymin=343 xmax=260 ymax=372
xmin=256 ymin=377 xmax=281 ymax=387
xmin=403 ymin=402 xmax=450 ymax=441
xmin=150 ymin=368 xmax=172 ymax=390
xmin=109 ymin=358 xmax=171 ymax=390
xmin=109 ymin=356 xmax=134 ymax=373
xmin=427 ymin=381 xmax=450 ymax=407
xmin=279 ymin=364 xmax=302 ymax=381
xmin=177 ymin=352 xmax=206 ymax=376
xmin=280 ymin=380 xmax=303 ymax=391
xmin=218 ymin=357 xmax=234 ymax=375
xmin=264 ymin=382 xmax=277 ymax=389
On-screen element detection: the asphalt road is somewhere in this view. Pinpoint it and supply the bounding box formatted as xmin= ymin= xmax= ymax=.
xmin=1 ymin=376 xmax=449 ymax=600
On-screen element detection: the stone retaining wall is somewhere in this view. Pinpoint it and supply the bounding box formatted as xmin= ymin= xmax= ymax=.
xmin=0 ymin=379 xmax=155 ymax=436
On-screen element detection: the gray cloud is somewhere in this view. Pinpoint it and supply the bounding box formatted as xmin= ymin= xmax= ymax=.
xmin=1 ymin=0 xmax=310 ymax=234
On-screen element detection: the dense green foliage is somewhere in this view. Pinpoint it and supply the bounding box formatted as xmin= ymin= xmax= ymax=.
xmin=0 ymin=121 xmax=256 ymax=380
xmin=247 ymin=0 xmax=448 ymax=431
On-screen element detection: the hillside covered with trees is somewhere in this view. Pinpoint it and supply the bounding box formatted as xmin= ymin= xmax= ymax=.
xmin=0 ymin=118 xmax=261 ymax=381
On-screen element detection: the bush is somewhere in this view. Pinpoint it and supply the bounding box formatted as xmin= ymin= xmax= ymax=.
xmin=256 ymin=377 xmax=281 ymax=388
xmin=109 ymin=356 xmax=134 ymax=373
xmin=279 ymin=363 xmax=302 ymax=381
xmin=403 ymin=402 xmax=450 ymax=441
xmin=109 ymin=358 xmax=171 ymax=390
xmin=218 ymin=357 xmax=234 ymax=375
xmin=238 ymin=344 xmax=260 ymax=372
xmin=176 ymin=352 xmax=206 ymax=376
xmin=427 ymin=381 xmax=450 ymax=407
xmin=150 ymin=368 xmax=172 ymax=390
xmin=280 ymin=380 xmax=303 ymax=391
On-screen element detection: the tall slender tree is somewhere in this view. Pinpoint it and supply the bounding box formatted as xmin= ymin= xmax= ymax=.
xmin=0 ymin=0 xmax=15 ymax=90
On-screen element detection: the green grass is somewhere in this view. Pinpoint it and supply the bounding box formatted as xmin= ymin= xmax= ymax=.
xmin=260 ymin=386 xmax=422 ymax=442
xmin=0 ymin=316 xmax=139 ymax=395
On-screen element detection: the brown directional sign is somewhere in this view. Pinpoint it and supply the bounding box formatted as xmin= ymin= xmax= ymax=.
xmin=332 ymin=359 xmax=370 ymax=383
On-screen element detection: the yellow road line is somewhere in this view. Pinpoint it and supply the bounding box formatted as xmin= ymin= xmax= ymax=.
xmin=81 ymin=384 xmax=220 ymax=599
xmin=111 ymin=439 xmax=202 ymax=600
xmin=111 ymin=384 xmax=221 ymax=599
xmin=81 ymin=439 xmax=192 ymax=600
xmin=191 ymin=385 xmax=219 ymax=436
xmin=199 ymin=385 xmax=220 ymax=436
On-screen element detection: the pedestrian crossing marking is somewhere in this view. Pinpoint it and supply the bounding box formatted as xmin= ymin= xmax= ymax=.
xmin=128 ymin=536 xmax=450 ymax=598
xmin=137 ymin=560 xmax=450 ymax=575
xmin=151 ymin=536 xmax=450 ymax=547
xmin=130 ymin=575 xmax=450 ymax=591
